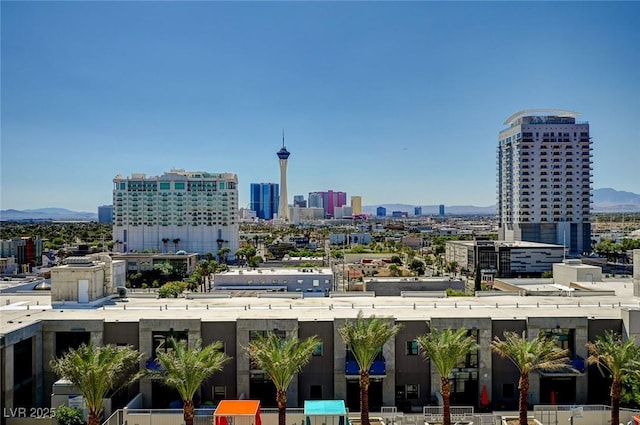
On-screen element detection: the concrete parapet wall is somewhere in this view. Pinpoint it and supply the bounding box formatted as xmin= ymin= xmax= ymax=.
xmin=257 ymin=292 xmax=303 ymax=299
xmin=475 ymin=291 xmax=522 ymax=297
xmin=401 ymin=291 xmax=447 ymax=298
xmin=329 ymin=291 xmax=375 ymax=297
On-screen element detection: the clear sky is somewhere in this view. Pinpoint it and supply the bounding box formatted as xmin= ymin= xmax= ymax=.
xmin=2 ymin=1 xmax=639 ymax=212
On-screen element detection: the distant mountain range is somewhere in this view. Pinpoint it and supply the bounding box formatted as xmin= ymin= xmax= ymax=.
xmin=362 ymin=204 xmax=496 ymax=216
xmin=0 ymin=208 xmax=98 ymax=221
xmin=362 ymin=188 xmax=640 ymax=215
xmin=1 ymin=188 xmax=639 ymax=221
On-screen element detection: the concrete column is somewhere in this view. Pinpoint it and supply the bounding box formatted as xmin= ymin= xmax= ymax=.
xmin=4 ymin=344 xmax=14 ymax=408
xmin=478 ymin=323 xmax=493 ymax=405
xmin=574 ymin=322 xmax=589 ymax=404
xmin=382 ymin=335 xmax=396 ymax=407
xmin=34 ymin=332 xmax=43 ymax=406
xmin=622 ymin=307 xmax=640 ymax=343
xmin=333 ymin=319 xmax=347 ymax=402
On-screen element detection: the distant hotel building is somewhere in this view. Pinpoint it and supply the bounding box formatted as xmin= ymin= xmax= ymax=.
xmin=308 ymin=190 xmax=347 ymax=218
xmin=351 ymin=196 xmax=362 ymax=215
xmin=308 ymin=192 xmax=323 ymax=209
xmin=250 ymin=183 xmax=279 ymax=220
xmin=112 ymin=169 xmax=239 ymax=256
xmin=293 ymin=195 xmax=306 ymax=208
xmin=439 ymin=204 xmax=445 ymax=216
xmin=376 ymin=206 xmax=386 ymax=217
xmin=98 ymin=205 xmax=113 ymax=223
xmin=498 ymin=110 xmax=592 ymax=255
xmin=414 ymin=206 xmax=422 ymax=216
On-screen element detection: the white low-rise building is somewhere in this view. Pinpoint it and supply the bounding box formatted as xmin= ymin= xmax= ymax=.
xmin=213 ymin=267 xmax=333 ymax=295
xmin=51 ymin=254 xmax=125 ymax=303
xmin=553 ymin=259 xmax=602 ymax=285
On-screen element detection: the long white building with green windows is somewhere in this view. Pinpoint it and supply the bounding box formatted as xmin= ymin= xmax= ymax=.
xmin=112 ymin=169 xmax=239 ymax=257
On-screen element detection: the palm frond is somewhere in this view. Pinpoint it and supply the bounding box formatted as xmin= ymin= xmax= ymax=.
xmin=244 ymin=329 xmax=320 ymax=391
xmin=587 ymin=331 xmax=640 ymax=380
xmin=338 ymin=311 xmax=402 ymax=372
xmin=416 ymin=327 xmax=478 ymax=379
xmin=491 ymin=331 xmax=572 ymax=374
xmin=50 ymin=341 xmax=144 ymax=417
xmin=152 ymin=338 xmax=231 ymax=401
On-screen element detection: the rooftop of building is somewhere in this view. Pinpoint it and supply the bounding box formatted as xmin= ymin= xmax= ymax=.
xmin=364 ymin=276 xmax=463 ymax=283
xmin=1 ymin=276 xmax=637 ymax=338
xmin=446 ymin=239 xmax=564 ymax=249
xmin=503 ymin=109 xmax=581 ymax=126
xmin=216 ymin=267 xmax=332 ymax=276
xmin=113 ymin=169 xmax=237 ymax=181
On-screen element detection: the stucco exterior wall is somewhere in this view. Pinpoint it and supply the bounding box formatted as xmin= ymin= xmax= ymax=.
xmin=50 ymin=265 xmax=105 ymax=302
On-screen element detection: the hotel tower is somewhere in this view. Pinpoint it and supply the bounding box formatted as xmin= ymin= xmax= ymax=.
xmin=497 ymin=109 xmax=593 ymax=255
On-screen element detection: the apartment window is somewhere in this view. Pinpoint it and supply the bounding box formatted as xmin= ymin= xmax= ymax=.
xmin=56 ymin=331 xmax=91 ymax=357
xmin=503 ymin=383 xmax=515 ymax=398
xmin=396 ymin=384 xmax=420 ymax=400
xmin=406 ymin=384 xmax=419 ymax=399
xmin=250 ymin=330 xmax=286 ymax=340
xmin=213 ymin=385 xmax=226 ymax=400
xmin=152 ymin=331 xmax=188 ymax=359
xmin=310 ymin=385 xmax=322 ymax=400
xmin=406 ymin=340 xmax=419 ymax=356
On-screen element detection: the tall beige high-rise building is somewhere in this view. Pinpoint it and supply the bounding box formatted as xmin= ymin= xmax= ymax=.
xmin=112 ymin=169 xmax=239 ymax=255
xmin=351 ymin=196 xmax=362 ymax=215
xmin=498 ymin=109 xmax=593 ymax=255
xmin=276 ymin=132 xmax=291 ymax=221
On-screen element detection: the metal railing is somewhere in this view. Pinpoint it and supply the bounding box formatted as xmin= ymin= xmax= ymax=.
xmin=102 ymin=405 xmax=640 ymax=425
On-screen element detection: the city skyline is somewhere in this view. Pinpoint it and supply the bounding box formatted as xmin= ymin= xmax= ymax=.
xmin=2 ymin=2 xmax=639 ymax=212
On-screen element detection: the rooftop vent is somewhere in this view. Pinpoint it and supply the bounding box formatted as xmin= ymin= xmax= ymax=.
xmin=64 ymin=257 xmax=94 ymax=265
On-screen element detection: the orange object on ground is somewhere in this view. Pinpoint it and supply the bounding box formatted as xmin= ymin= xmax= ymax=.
xmin=214 ymin=400 xmax=261 ymax=425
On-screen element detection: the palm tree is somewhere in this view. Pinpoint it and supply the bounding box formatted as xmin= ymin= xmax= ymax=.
xmin=197 ymin=260 xmax=212 ymax=292
xmin=416 ymin=328 xmax=479 ymax=425
xmin=218 ymin=247 xmax=231 ymax=264
xmin=587 ymin=331 xmax=640 ymax=425
xmin=491 ymin=331 xmax=572 ymax=425
xmin=172 ymin=238 xmax=180 ymax=252
xmin=150 ymin=338 xmax=230 ymax=425
xmin=338 ymin=311 xmax=401 ymax=425
xmin=245 ymin=330 xmax=320 ymax=425
xmin=50 ymin=341 xmax=144 ymax=425
xmin=162 ymin=238 xmax=170 ymax=253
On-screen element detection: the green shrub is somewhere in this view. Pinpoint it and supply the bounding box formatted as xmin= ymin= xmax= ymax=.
xmin=446 ymin=288 xmax=470 ymax=297
xmin=56 ymin=405 xmax=84 ymax=425
xmin=158 ymin=281 xmax=186 ymax=298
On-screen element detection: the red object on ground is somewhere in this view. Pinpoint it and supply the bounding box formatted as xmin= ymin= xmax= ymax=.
xmin=480 ymin=385 xmax=489 ymax=406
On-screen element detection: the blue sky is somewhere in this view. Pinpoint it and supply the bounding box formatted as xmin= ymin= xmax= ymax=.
xmin=2 ymin=1 xmax=639 ymax=212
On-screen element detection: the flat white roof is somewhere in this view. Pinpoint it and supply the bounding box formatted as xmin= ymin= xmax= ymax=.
xmin=503 ymin=109 xmax=581 ymax=126
xmin=217 ymin=268 xmax=332 ymax=276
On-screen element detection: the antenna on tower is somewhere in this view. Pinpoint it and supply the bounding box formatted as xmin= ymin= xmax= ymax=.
xmin=282 ymin=128 xmax=285 ymax=147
